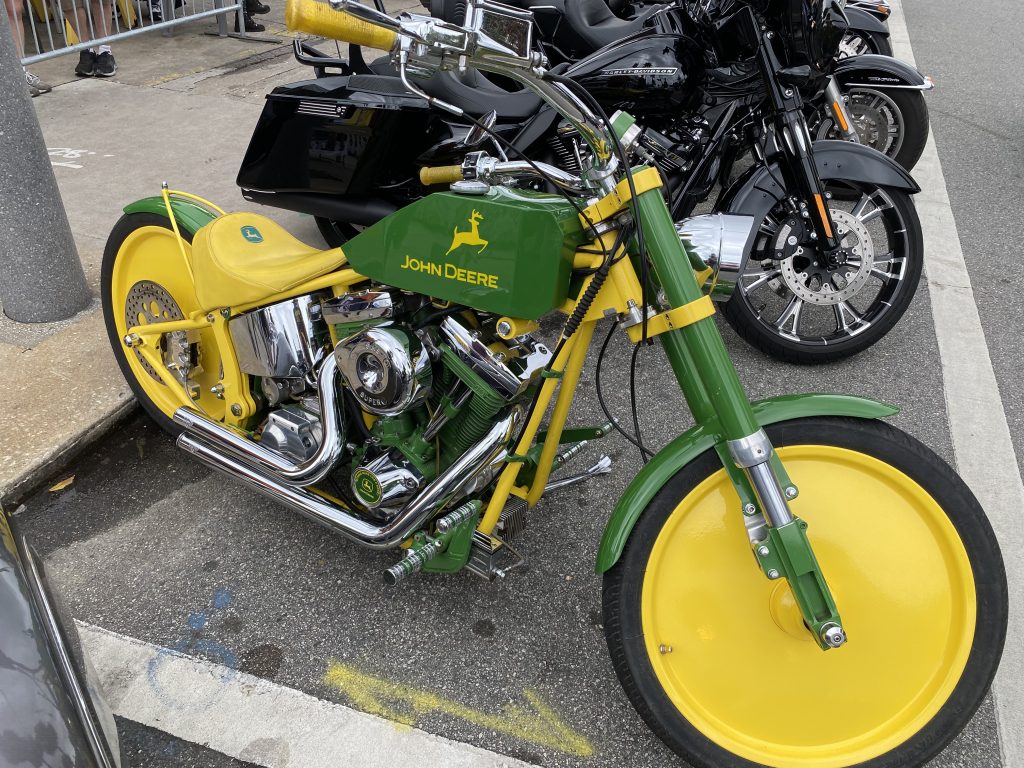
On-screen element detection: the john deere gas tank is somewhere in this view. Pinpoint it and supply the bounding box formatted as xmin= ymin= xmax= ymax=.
xmin=341 ymin=187 xmax=586 ymax=319
xmin=567 ymin=31 xmax=703 ymax=119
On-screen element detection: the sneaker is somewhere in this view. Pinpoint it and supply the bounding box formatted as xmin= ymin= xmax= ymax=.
xmin=75 ymin=50 xmax=96 ymax=77
xmin=24 ymin=68 xmax=52 ymax=96
xmin=94 ymin=51 xmax=117 ymax=77
xmin=234 ymin=12 xmax=264 ymax=31
xmin=246 ymin=0 xmax=270 ymax=13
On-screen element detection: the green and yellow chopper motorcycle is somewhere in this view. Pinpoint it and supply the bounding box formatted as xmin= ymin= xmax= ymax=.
xmin=100 ymin=0 xmax=1007 ymax=765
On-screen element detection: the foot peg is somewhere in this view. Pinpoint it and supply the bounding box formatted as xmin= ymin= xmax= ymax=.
xmin=545 ymin=455 xmax=612 ymax=492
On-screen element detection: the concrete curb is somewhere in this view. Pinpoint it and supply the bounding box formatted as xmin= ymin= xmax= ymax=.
xmin=0 ymin=308 xmax=137 ymax=504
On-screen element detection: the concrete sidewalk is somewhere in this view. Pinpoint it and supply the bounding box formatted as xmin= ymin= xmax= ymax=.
xmin=1 ymin=9 xmax=359 ymax=502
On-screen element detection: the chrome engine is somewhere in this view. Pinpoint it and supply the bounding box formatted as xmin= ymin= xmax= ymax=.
xmin=174 ymin=284 xmax=551 ymax=545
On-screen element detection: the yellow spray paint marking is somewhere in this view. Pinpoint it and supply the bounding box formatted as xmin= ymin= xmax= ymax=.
xmin=323 ymin=661 xmax=594 ymax=757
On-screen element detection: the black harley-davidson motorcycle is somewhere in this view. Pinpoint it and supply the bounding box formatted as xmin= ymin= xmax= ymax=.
xmin=239 ymin=0 xmax=923 ymax=363
xmin=422 ymin=0 xmax=929 ymax=169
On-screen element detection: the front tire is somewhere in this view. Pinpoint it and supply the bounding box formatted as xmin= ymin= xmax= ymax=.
xmin=812 ymin=87 xmax=929 ymax=172
xmin=838 ymin=29 xmax=892 ymax=57
xmin=603 ymin=417 xmax=1006 ymax=768
xmin=723 ymin=180 xmax=923 ymax=364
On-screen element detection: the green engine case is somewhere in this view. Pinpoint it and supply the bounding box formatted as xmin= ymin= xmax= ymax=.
xmin=341 ymin=187 xmax=586 ymax=319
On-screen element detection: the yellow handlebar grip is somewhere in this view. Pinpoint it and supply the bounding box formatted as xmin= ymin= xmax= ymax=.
xmin=285 ymin=0 xmax=397 ymax=50
xmin=419 ymin=165 xmax=464 ymax=186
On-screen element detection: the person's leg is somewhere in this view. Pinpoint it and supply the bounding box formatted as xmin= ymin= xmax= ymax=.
xmin=89 ymin=0 xmax=115 ymax=75
xmin=6 ymin=0 xmax=52 ymax=95
xmin=4 ymin=0 xmax=25 ymax=58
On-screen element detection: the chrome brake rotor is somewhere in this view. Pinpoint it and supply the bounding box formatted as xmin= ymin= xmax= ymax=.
xmin=124 ymin=280 xmax=189 ymax=384
xmin=778 ymin=209 xmax=874 ymax=306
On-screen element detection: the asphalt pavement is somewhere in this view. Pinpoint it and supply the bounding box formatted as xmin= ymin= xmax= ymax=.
xmin=8 ymin=0 xmax=1022 ymax=765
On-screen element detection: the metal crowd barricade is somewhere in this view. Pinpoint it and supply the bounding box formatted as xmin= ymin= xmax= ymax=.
xmin=11 ymin=0 xmax=265 ymax=66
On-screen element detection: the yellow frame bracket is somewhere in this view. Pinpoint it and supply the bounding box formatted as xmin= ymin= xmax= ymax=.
xmin=625 ymin=295 xmax=715 ymax=343
xmin=579 ymin=166 xmax=663 ymax=226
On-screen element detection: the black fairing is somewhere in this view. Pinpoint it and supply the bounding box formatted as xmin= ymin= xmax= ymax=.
xmin=237 ymin=75 xmax=447 ymax=197
xmin=566 ymin=32 xmax=703 ymax=119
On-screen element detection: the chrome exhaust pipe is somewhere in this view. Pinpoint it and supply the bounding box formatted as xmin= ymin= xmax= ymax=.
xmin=177 ymin=411 xmax=519 ymax=550
xmin=172 ymin=354 xmax=344 ymax=486
xmin=676 ymin=213 xmax=757 ymax=301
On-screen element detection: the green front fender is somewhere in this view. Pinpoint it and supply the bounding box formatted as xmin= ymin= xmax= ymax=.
xmin=124 ymin=196 xmax=218 ymax=235
xmin=594 ymin=393 xmax=899 ymax=573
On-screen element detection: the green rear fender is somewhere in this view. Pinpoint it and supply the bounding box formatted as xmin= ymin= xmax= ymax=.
xmin=123 ymin=196 xmax=218 ymax=235
xmin=594 ymin=394 xmax=899 ymax=573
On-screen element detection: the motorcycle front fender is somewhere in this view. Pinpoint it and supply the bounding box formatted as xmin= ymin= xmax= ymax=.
xmin=124 ymin=196 xmax=217 ymax=236
xmin=834 ymin=53 xmax=932 ymax=89
xmin=719 ymin=139 xmax=920 ymax=225
xmin=843 ymin=6 xmax=890 ymax=35
xmin=594 ymin=394 xmax=898 ymax=573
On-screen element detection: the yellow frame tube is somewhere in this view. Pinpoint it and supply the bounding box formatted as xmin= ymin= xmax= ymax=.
xmin=525 ymin=319 xmax=596 ymax=506
xmin=478 ymin=232 xmax=649 ymax=535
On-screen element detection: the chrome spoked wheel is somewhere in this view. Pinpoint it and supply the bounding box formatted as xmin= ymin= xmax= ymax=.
xmin=838 ymin=29 xmax=891 ymax=58
xmin=814 ymin=87 xmax=904 ymax=159
xmin=810 ymin=86 xmax=929 ymax=171
xmin=723 ymin=181 xmax=922 ymax=363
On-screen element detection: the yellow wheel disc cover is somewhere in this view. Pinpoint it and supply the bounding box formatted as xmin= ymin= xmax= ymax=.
xmin=110 ymin=226 xmax=226 ymax=422
xmin=642 ymin=445 xmax=976 ymax=768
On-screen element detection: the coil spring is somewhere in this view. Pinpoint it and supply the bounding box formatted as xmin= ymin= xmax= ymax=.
xmin=548 ymin=134 xmax=581 ymax=174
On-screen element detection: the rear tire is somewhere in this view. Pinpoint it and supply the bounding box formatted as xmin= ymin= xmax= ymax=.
xmin=101 ymin=213 xmax=228 ymax=436
xmin=603 ymin=417 xmax=1006 ymax=768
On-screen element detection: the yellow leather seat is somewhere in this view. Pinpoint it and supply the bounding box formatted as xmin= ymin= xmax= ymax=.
xmin=191 ymin=213 xmax=346 ymax=309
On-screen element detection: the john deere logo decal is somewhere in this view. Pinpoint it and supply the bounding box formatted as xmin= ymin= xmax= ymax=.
xmin=400 ymin=210 xmax=499 ymax=288
xmin=446 ymin=210 xmax=489 ymax=255
xmin=353 ymin=469 xmax=383 ymax=506
xmin=240 ymin=225 xmax=264 ymax=243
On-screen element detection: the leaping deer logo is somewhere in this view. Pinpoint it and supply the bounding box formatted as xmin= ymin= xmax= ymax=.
xmin=446 ymin=210 xmax=489 ymax=255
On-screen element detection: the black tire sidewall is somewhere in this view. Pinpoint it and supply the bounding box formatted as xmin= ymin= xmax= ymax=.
xmin=880 ymin=87 xmax=929 ymax=172
xmin=722 ymin=185 xmax=923 ymax=364
xmin=603 ymin=416 xmax=1007 ymax=768
xmin=100 ymin=212 xmax=193 ymax=436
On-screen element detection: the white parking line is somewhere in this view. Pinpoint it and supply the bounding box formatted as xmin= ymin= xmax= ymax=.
xmin=888 ymin=3 xmax=1024 ymax=765
xmin=78 ymin=622 xmax=534 ymax=768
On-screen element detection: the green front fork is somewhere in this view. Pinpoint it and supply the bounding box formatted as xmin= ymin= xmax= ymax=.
xmin=631 ymin=179 xmax=845 ymax=651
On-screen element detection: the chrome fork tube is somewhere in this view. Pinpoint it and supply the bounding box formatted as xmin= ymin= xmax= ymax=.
xmin=172 ymin=354 xmax=344 ymax=486
xmin=825 ymin=76 xmax=860 ymax=143
xmin=728 ymin=430 xmax=793 ymax=528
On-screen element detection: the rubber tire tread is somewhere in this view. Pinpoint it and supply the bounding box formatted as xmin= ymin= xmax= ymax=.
xmin=602 ymin=416 xmax=1007 ymax=768
xmin=101 ymin=212 xmax=194 ymax=437
xmin=721 ymin=186 xmax=922 ymax=364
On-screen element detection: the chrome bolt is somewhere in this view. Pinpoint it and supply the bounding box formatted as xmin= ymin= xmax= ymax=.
xmin=496 ymin=320 xmax=512 ymax=337
xmin=230 ymin=404 xmax=242 ymax=417
xmin=809 ymin=232 xmax=818 ymax=240
xmin=787 ymin=235 xmax=798 ymax=246
xmin=123 ymin=333 xmax=141 ymax=348
xmin=757 ymin=546 xmax=770 ymax=557
xmin=784 ymin=89 xmax=793 ymax=97
xmin=767 ymin=569 xmax=780 ymax=580
xmin=784 ymin=486 xmax=798 ymax=499
xmin=821 ymin=624 xmax=847 ymax=648
xmin=743 ymin=503 xmax=758 ymax=516
xmin=206 ymin=314 xmax=215 ymax=322
xmin=210 ymin=384 xmax=225 ymax=399
xmin=221 ymin=308 xmax=230 ymax=318
xmin=658 ymin=644 xmax=673 ymax=654
xmin=825 ymin=192 xmax=833 ymax=199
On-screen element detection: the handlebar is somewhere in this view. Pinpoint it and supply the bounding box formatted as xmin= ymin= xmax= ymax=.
xmin=420 ymin=154 xmax=584 ymax=191
xmin=419 ymin=165 xmax=464 ymax=186
xmin=286 ymin=0 xmax=398 ymax=50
